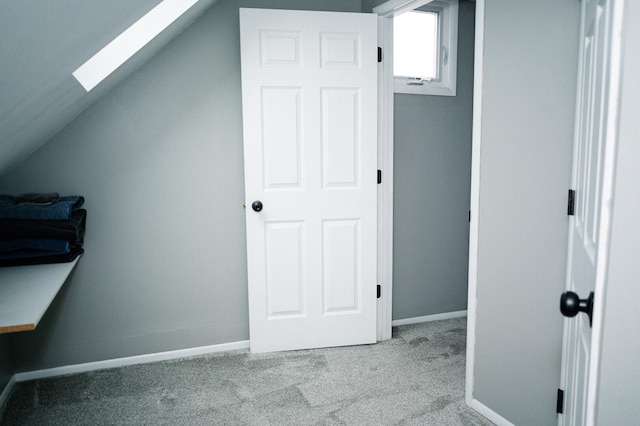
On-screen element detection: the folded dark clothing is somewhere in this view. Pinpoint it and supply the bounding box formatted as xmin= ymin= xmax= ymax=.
xmin=15 ymin=192 xmax=60 ymax=205
xmin=0 ymin=195 xmax=84 ymax=220
xmin=0 ymin=209 xmax=86 ymax=244
xmin=0 ymin=239 xmax=70 ymax=254
xmin=0 ymin=246 xmax=70 ymax=260
xmin=0 ymin=246 xmax=83 ymax=267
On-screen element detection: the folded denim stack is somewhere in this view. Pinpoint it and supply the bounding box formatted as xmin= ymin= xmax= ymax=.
xmin=0 ymin=193 xmax=86 ymax=266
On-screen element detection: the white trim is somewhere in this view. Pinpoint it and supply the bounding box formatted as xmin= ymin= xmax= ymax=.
xmin=558 ymin=0 xmax=587 ymax=422
xmin=374 ymin=0 xmax=439 ymax=16
xmin=392 ymin=310 xmax=466 ymax=326
xmin=585 ymin=0 xmax=625 ymax=422
xmin=374 ymin=1 xmax=399 ymax=344
xmin=376 ymin=12 xmax=395 ymax=343
xmin=465 ymin=0 xmax=483 ymax=417
xmin=559 ymin=3 xmax=586 ymax=414
xmin=467 ymin=397 xmax=516 ymax=426
xmin=0 ymin=375 xmax=16 ymax=413
xmin=14 ymin=340 xmax=250 ymax=382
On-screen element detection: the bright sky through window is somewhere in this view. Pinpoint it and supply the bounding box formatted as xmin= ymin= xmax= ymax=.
xmin=393 ymin=11 xmax=438 ymax=79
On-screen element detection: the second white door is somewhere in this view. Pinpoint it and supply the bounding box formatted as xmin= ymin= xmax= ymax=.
xmin=559 ymin=0 xmax=622 ymax=423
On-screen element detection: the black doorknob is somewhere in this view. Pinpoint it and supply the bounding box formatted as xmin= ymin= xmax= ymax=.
xmin=251 ymin=201 xmax=263 ymax=212
xmin=560 ymin=291 xmax=594 ymax=327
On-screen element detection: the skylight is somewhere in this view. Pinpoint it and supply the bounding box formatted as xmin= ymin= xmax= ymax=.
xmin=73 ymin=0 xmax=198 ymax=92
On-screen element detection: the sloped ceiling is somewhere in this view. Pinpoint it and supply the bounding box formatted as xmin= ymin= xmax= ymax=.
xmin=0 ymin=0 xmax=218 ymax=178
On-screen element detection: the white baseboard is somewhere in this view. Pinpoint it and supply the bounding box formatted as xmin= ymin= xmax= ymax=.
xmin=391 ymin=310 xmax=467 ymax=327
xmin=466 ymin=396 xmax=515 ymax=426
xmin=14 ymin=340 xmax=250 ymax=382
xmin=9 ymin=312 xmax=462 ymax=383
xmin=0 ymin=375 xmax=16 ymax=415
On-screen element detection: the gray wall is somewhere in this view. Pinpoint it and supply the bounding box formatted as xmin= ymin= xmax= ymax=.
xmin=392 ymin=1 xmax=474 ymax=320
xmin=361 ymin=0 xmax=383 ymax=13
xmin=472 ymin=0 xmax=579 ymax=424
xmin=0 ymin=0 xmax=360 ymax=372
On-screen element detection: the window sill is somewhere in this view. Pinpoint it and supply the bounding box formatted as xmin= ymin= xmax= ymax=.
xmin=394 ymin=79 xmax=457 ymax=96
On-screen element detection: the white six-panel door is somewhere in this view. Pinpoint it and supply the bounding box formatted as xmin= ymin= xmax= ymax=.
xmin=239 ymin=8 xmax=378 ymax=353
xmin=560 ymin=0 xmax=621 ymax=423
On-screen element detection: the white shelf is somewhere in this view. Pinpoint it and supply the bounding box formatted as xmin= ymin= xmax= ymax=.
xmin=0 ymin=257 xmax=80 ymax=334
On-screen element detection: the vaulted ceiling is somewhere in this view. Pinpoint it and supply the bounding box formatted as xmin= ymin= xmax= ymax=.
xmin=0 ymin=0 xmax=218 ymax=177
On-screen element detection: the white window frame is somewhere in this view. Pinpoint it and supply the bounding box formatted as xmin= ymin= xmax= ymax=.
xmin=386 ymin=0 xmax=459 ymax=96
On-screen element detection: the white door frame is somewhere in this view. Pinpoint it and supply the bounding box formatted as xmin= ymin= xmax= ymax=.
xmin=461 ymin=0 xmax=505 ymax=423
xmin=374 ymin=0 xmax=442 ymax=342
xmin=375 ymin=9 xmax=394 ymax=342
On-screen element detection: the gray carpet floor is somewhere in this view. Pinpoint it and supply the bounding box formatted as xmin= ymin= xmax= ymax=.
xmin=0 ymin=317 xmax=493 ymax=425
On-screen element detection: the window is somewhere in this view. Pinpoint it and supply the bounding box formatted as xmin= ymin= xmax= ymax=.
xmin=393 ymin=0 xmax=458 ymax=96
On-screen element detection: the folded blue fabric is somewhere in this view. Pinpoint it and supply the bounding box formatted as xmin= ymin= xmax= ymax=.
xmin=0 ymin=243 xmax=72 ymax=259
xmin=0 ymin=209 xmax=86 ymax=244
xmin=15 ymin=192 xmax=60 ymax=205
xmin=0 ymin=195 xmax=84 ymax=220
xmin=0 ymin=239 xmax=70 ymax=254
xmin=0 ymin=246 xmax=83 ymax=266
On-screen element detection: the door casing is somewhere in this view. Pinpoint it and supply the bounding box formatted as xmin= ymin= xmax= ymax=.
xmin=374 ymin=0 xmax=449 ymax=343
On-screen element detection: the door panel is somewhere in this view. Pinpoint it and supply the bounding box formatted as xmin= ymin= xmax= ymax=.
xmin=265 ymin=221 xmax=304 ymax=318
xmin=240 ymin=8 xmax=378 ymax=354
xmin=322 ymin=219 xmax=360 ymax=313
xmin=261 ymin=87 xmax=302 ymax=189
xmin=322 ymin=88 xmax=360 ymax=187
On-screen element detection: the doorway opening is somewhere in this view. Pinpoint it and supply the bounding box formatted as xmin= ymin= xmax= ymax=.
xmin=375 ymin=0 xmax=475 ymax=340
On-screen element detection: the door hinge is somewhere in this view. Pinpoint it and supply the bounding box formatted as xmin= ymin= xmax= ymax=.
xmin=556 ymin=388 xmax=564 ymax=414
xmin=377 ymin=284 xmax=381 ymax=299
xmin=378 ymin=47 xmax=382 ymax=63
xmin=377 ymin=169 xmax=382 ymax=184
xmin=567 ymin=189 xmax=575 ymax=216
